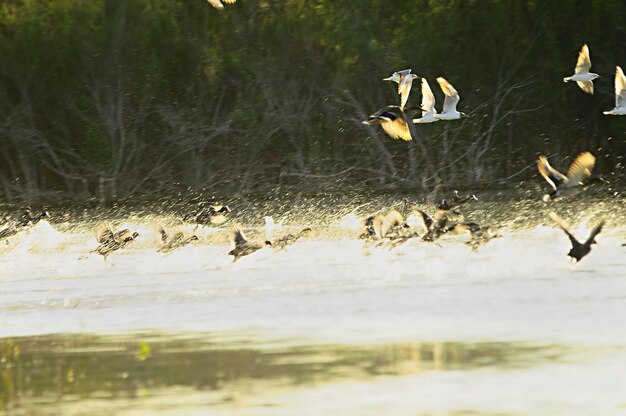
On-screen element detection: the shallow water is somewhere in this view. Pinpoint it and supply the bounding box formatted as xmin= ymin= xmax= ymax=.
xmin=1 ymin=196 xmax=625 ymax=415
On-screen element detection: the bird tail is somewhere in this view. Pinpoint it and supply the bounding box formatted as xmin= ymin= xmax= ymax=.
xmin=563 ymin=77 xmax=571 ymax=83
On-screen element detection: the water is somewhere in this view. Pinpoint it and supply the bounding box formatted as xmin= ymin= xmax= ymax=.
xmin=1 ymin=196 xmax=625 ymax=415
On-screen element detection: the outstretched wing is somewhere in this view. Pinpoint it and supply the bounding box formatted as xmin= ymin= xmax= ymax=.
xmin=437 ymin=77 xmax=460 ymax=114
xmin=565 ymin=151 xmax=595 ymax=187
xmin=411 ymin=208 xmax=433 ymax=233
xmin=615 ymin=66 xmax=626 ymax=109
xmin=584 ymin=220 xmax=604 ymax=246
xmin=94 ymin=222 xmax=115 ymax=244
xmin=421 ymin=78 xmax=437 ymax=116
xmin=576 ymin=80 xmax=594 ymax=95
xmin=575 ymin=44 xmax=592 ymax=74
xmin=229 ymin=225 xmax=248 ymax=247
xmin=549 ymin=212 xmax=580 ymax=247
xmin=537 ymin=155 xmax=567 ymax=190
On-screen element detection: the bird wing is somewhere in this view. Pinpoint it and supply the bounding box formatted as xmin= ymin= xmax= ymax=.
xmin=584 ymin=220 xmax=605 ymax=246
xmin=549 ymin=212 xmax=580 ymax=247
xmin=94 ymin=222 xmax=115 ymax=244
xmin=615 ymin=66 xmax=626 ymax=109
xmin=207 ymin=0 xmax=224 ymax=9
xmin=574 ymin=44 xmax=592 ymax=74
xmin=412 ymin=209 xmax=433 ymax=233
xmin=378 ymin=108 xmax=413 ymax=141
xmin=437 ymin=77 xmax=460 ymax=113
xmin=537 ymin=155 xmax=567 ymax=190
xmin=398 ymin=75 xmax=414 ymax=108
xmin=223 ymin=0 xmax=236 ymax=3
xmin=229 ymin=225 xmax=248 ymax=247
xmin=381 ymin=209 xmax=404 ymax=237
xmin=576 ymin=80 xmax=594 ymax=95
xmin=565 ymin=151 xmax=595 ymax=187
xmin=421 ymin=78 xmax=437 ymax=116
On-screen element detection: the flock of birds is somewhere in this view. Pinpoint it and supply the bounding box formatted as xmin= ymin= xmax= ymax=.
xmin=363 ymin=44 xmax=625 ymax=143
xmin=0 ymin=44 xmax=622 ymax=266
xmin=0 ymin=181 xmax=617 ymax=265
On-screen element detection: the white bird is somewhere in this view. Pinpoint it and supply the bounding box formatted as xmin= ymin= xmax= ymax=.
xmin=412 ymin=78 xmax=439 ymax=124
xmin=434 ymin=77 xmax=466 ymax=121
xmin=563 ymin=44 xmax=599 ymax=95
xmin=603 ymin=66 xmax=626 ymax=115
xmin=383 ymin=69 xmax=419 ymax=108
xmin=263 ymin=216 xmax=283 ymax=240
xmin=207 ymin=0 xmax=236 ymax=10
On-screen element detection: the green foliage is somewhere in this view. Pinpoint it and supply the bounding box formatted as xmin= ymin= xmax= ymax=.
xmin=0 ymin=0 xmax=624 ymax=202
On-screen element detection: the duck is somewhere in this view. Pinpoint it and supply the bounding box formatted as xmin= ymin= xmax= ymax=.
xmin=437 ymin=190 xmax=478 ymax=211
xmin=433 ymin=77 xmax=467 ymax=121
xmin=228 ymin=225 xmax=272 ymax=261
xmin=549 ymin=212 xmax=604 ymax=262
xmin=0 ymin=209 xmax=50 ymax=240
xmin=92 ymin=222 xmax=139 ymax=260
xmin=158 ymin=227 xmax=198 ymax=253
xmin=411 ymin=207 xmax=450 ymax=242
xmin=412 ymin=78 xmax=439 ymax=124
xmin=184 ymin=202 xmax=231 ymax=227
xmin=206 ymin=0 xmax=236 ymax=10
xmin=383 ymin=69 xmax=419 ymax=109
xmin=362 ymin=105 xmax=416 ymax=141
xmin=563 ymin=44 xmax=599 ymax=95
xmin=450 ymin=222 xmax=501 ymax=250
xmin=603 ymin=66 xmax=626 ymax=116
xmin=537 ymin=151 xmax=596 ymax=201
xmin=271 ymin=227 xmax=313 ymax=251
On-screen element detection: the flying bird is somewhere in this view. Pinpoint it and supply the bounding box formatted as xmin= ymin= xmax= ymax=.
xmin=383 ymin=69 xmax=419 ymax=108
xmin=206 ymin=0 xmax=236 ymax=10
xmin=549 ymin=212 xmax=604 ymax=262
xmin=158 ymin=227 xmax=198 ymax=253
xmin=412 ymin=78 xmax=439 ymax=124
xmin=362 ymin=105 xmax=415 ymax=141
xmin=91 ymin=222 xmax=139 ymax=260
xmin=537 ymin=151 xmax=596 ymax=201
xmin=603 ymin=66 xmax=626 ymax=116
xmin=563 ymin=44 xmax=599 ymax=95
xmin=228 ymin=225 xmax=271 ymax=261
xmin=434 ymin=77 xmax=466 ymax=121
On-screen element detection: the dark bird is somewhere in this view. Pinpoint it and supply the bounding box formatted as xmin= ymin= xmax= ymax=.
xmin=537 ymin=152 xmax=595 ymax=201
xmin=184 ymin=202 xmax=231 ymax=227
xmin=437 ymin=190 xmax=478 ymax=211
xmin=91 ymin=222 xmax=139 ymax=260
xmin=271 ymin=227 xmax=312 ymax=251
xmin=158 ymin=227 xmax=198 ymax=253
xmin=0 ymin=209 xmax=50 ymax=240
xmin=549 ymin=212 xmax=604 ymax=262
xmin=411 ymin=207 xmax=452 ymax=242
xmin=362 ymin=105 xmax=417 ymax=142
xmin=450 ymin=222 xmax=501 ymax=250
xmin=228 ymin=225 xmax=271 ymax=261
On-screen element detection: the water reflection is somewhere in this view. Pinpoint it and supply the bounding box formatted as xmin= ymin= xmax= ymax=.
xmin=1 ymin=333 xmax=569 ymax=414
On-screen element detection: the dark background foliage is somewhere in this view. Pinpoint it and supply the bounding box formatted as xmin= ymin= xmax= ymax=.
xmin=0 ymin=0 xmax=624 ymax=204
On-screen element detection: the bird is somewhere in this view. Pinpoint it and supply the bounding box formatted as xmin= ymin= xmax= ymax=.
xmin=362 ymin=105 xmax=415 ymax=141
xmin=603 ymin=66 xmax=626 ymax=115
xmin=434 ymin=77 xmax=467 ymax=121
xmin=158 ymin=227 xmax=198 ymax=253
xmin=411 ymin=207 xmax=450 ymax=241
xmin=450 ymin=222 xmax=501 ymax=250
xmin=206 ymin=0 xmax=236 ymax=10
xmin=549 ymin=212 xmax=604 ymax=262
xmin=184 ymin=202 xmax=231 ymax=227
xmin=228 ymin=225 xmax=271 ymax=261
xmin=271 ymin=227 xmax=312 ymax=251
xmin=383 ymin=69 xmax=419 ymax=108
xmin=264 ymin=216 xmax=283 ymax=240
xmin=412 ymin=78 xmax=439 ymax=124
xmin=371 ymin=209 xmax=407 ymax=239
xmin=563 ymin=44 xmax=599 ymax=95
xmin=537 ymin=151 xmax=596 ymax=201
xmin=0 ymin=209 xmax=50 ymax=240
xmin=91 ymin=222 xmax=139 ymax=260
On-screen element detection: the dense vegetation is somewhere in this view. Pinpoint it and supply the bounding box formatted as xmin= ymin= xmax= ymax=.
xmin=0 ymin=0 xmax=624 ymax=204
